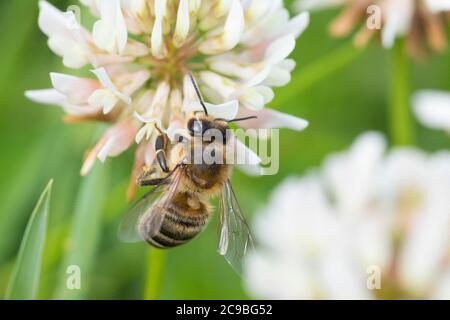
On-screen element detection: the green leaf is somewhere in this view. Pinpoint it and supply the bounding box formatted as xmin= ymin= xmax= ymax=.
xmin=54 ymin=163 xmax=109 ymax=299
xmin=5 ymin=180 xmax=53 ymax=300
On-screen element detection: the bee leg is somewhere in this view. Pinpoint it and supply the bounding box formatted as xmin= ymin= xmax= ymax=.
xmin=155 ymin=129 xmax=170 ymax=173
xmin=137 ymin=167 xmax=166 ymax=186
xmin=137 ymin=161 xmax=185 ymax=187
xmin=137 ymin=126 xmax=175 ymax=186
xmin=138 ymin=178 xmax=165 ymax=186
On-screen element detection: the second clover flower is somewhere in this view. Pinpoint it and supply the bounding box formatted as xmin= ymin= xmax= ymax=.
xmin=295 ymin=0 xmax=450 ymax=57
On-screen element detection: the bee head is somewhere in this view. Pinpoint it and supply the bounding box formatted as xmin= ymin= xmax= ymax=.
xmin=187 ymin=115 xmax=230 ymax=145
xmin=185 ymin=72 xmax=257 ymax=145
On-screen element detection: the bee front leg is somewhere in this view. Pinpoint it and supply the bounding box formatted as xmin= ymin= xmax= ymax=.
xmin=137 ymin=128 xmax=171 ymax=186
xmin=155 ymin=130 xmax=170 ymax=173
xmin=137 ymin=166 xmax=166 ymax=186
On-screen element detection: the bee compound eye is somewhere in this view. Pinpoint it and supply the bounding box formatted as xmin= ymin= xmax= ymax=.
xmin=188 ymin=119 xmax=203 ymax=136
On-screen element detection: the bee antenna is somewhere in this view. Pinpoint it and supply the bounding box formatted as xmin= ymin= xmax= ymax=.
xmin=227 ymin=116 xmax=258 ymax=123
xmin=188 ymin=73 xmax=208 ymax=116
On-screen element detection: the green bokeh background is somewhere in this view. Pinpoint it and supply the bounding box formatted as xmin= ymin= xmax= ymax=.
xmin=0 ymin=0 xmax=448 ymax=299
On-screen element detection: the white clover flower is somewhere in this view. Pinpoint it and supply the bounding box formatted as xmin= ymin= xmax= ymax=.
xmin=294 ymin=0 xmax=449 ymax=57
xmin=412 ymin=90 xmax=450 ymax=135
xmin=26 ymin=0 xmax=310 ymax=198
xmin=245 ymin=133 xmax=450 ymax=299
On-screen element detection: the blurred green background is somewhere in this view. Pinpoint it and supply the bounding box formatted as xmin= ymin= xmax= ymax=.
xmin=0 ymin=0 xmax=448 ymax=299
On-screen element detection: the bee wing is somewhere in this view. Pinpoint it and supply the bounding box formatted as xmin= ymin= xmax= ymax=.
xmin=117 ymin=186 xmax=165 ymax=243
xmin=118 ymin=164 xmax=186 ymax=243
xmin=218 ymin=179 xmax=254 ymax=275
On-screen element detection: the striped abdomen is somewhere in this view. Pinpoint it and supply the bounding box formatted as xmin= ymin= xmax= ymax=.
xmin=139 ymin=192 xmax=209 ymax=248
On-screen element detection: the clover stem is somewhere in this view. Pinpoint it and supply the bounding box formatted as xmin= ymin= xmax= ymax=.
xmin=389 ymin=38 xmax=415 ymax=146
xmin=143 ymin=248 xmax=166 ymax=300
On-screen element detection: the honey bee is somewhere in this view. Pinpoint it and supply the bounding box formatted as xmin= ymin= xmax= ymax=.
xmin=119 ymin=74 xmax=256 ymax=273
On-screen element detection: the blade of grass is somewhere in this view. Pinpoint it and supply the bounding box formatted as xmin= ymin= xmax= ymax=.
xmin=274 ymin=42 xmax=365 ymax=106
xmin=143 ymin=248 xmax=167 ymax=300
xmin=5 ymin=180 xmax=53 ymax=300
xmin=54 ymin=162 xmax=109 ymax=299
xmin=389 ymin=38 xmax=415 ymax=145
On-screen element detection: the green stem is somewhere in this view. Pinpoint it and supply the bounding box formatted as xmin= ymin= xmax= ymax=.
xmin=389 ymin=39 xmax=415 ymax=146
xmin=275 ymin=42 xmax=365 ymax=106
xmin=143 ymin=248 xmax=166 ymax=300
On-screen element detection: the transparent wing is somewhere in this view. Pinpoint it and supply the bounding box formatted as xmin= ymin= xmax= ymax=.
xmin=118 ymin=164 xmax=186 ymax=243
xmin=218 ymin=180 xmax=254 ymax=275
xmin=117 ymin=185 xmax=165 ymax=243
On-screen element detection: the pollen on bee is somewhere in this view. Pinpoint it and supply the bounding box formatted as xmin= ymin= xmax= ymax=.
xmin=187 ymin=197 xmax=201 ymax=210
